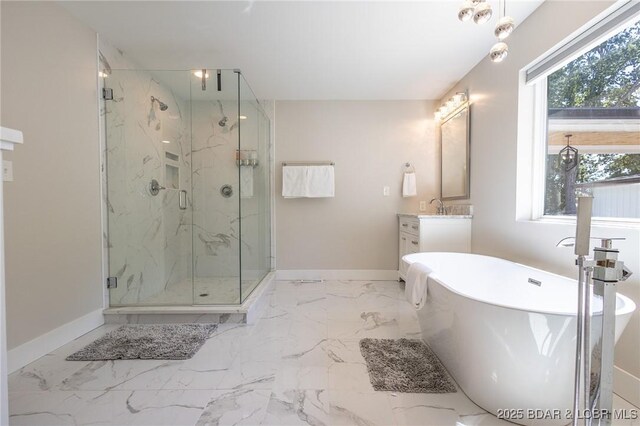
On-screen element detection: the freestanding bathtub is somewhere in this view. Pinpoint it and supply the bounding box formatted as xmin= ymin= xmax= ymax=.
xmin=403 ymin=252 xmax=636 ymax=426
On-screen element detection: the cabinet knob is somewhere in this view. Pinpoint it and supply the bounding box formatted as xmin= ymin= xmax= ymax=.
xmin=402 ymin=223 xmax=408 ymax=227
xmin=411 ymin=225 xmax=418 ymax=230
xmin=411 ymin=240 xmax=419 ymax=245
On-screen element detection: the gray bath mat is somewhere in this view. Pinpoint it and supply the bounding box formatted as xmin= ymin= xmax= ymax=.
xmin=66 ymin=324 xmax=218 ymax=361
xmin=359 ymin=338 xmax=457 ymax=393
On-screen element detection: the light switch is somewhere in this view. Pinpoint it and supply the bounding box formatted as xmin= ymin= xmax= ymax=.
xmin=3 ymin=160 xmax=13 ymax=182
xmin=383 ymin=186 xmax=390 ymax=196
xmin=419 ymin=201 xmax=427 ymax=211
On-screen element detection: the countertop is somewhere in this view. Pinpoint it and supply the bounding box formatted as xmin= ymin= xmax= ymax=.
xmin=397 ymin=213 xmax=473 ymax=219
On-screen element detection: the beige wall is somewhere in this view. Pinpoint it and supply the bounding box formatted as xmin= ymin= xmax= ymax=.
xmin=441 ymin=1 xmax=639 ymax=378
xmin=275 ymin=100 xmax=438 ymax=270
xmin=0 ymin=2 xmax=103 ymax=349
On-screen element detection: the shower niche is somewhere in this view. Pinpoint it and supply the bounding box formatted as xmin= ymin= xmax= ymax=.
xmin=102 ymin=68 xmax=272 ymax=309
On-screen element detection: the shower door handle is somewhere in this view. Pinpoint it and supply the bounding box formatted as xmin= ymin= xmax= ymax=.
xmin=179 ymin=190 xmax=187 ymax=210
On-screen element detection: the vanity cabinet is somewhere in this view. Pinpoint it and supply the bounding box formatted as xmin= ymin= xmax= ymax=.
xmin=398 ymin=214 xmax=471 ymax=280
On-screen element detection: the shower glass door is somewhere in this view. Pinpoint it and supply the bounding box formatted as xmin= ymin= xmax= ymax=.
xmin=190 ymin=70 xmax=241 ymax=304
xmin=239 ymin=74 xmax=272 ymax=302
xmin=105 ymin=70 xmax=194 ymax=306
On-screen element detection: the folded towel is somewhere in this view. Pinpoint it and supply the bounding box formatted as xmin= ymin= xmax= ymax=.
xmin=402 ymin=172 xmax=417 ymax=197
xmin=282 ymin=166 xmax=307 ymax=198
xmin=240 ymin=165 xmax=253 ymax=198
xmin=306 ymin=165 xmax=335 ymax=198
xmin=405 ymin=262 xmax=432 ymax=310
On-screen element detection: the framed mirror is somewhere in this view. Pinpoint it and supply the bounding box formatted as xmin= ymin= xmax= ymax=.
xmin=440 ymin=105 xmax=470 ymax=200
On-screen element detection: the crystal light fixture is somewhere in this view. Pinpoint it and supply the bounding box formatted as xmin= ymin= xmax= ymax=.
xmin=473 ymin=1 xmax=492 ymax=24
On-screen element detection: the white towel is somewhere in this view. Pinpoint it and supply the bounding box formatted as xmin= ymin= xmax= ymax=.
xmin=405 ymin=262 xmax=432 ymax=310
xmin=282 ymin=166 xmax=307 ymax=198
xmin=240 ymin=165 xmax=253 ymax=198
xmin=306 ymin=165 xmax=335 ymax=198
xmin=402 ymin=172 xmax=417 ymax=197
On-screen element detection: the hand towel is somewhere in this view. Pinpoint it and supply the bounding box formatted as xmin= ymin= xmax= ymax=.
xmin=282 ymin=166 xmax=307 ymax=198
xmin=405 ymin=262 xmax=432 ymax=310
xmin=306 ymin=165 xmax=335 ymax=198
xmin=402 ymin=172 xmax=417 ymax=197
xmin=240 ymin=165 xmax=253 ymax=198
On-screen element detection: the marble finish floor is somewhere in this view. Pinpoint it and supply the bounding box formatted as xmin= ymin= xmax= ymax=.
xmin=9 ymin=280 xmax=640 ymax=426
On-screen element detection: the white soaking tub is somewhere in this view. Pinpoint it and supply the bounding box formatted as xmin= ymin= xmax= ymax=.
xmin=403 ymin=252 xmax=636 ymax=426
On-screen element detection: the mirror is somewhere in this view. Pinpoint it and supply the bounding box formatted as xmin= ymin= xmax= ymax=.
xmin=440 ymin=105 xmax=470 ymax=200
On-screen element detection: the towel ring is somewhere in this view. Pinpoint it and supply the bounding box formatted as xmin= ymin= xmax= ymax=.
xmin=404 ymin=162 xmax=415 ymax=173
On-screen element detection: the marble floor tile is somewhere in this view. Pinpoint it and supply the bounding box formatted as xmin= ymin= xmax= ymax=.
xmin=9 ymin=390 xmax=211 ymax=426
xmin=196 ymin=389 xmax=271 ymax=426
xmin=12 ymin=279 xmax=635 ymax=426
xmin=262 ymin=389 xmax=329 ymax=425
xmin=328 ymin=390 xmax=396 ymax=426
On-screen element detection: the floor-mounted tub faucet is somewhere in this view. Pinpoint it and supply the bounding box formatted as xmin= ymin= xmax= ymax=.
xmin=430 ymin=198 xmax=446 ymax=215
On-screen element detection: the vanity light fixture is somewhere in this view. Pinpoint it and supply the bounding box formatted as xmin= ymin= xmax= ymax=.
xmin=193 ymin=70 xmax=210 ymax=78
xmin=434 ymin=91 xmax=468 ymax=122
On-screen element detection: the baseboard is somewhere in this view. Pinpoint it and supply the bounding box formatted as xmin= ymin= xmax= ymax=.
xmin=276 ymin=269 xmax=398 ymax=281
xmin=7 ymin=308 xmax=104 ymax=373
xmin=614 ymin=365 xmax=640 ymax=408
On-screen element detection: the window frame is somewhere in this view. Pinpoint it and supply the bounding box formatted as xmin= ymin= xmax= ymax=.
xmin=522 ymin=5 xmax=640 ymax=227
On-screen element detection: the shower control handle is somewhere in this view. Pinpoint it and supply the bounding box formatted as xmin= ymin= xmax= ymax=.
xmin=149 ymin=179 xmax=165 ymax=196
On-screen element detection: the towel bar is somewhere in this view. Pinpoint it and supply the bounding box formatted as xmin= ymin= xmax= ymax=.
xmin=282 ymin=161 xmax=335 ymax=166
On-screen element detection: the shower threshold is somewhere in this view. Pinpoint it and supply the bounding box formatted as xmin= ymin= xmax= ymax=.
xmin=103 ymin=271 xmax=275 ymax=325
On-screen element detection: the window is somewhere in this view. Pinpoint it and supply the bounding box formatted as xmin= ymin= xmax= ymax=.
xmin=527 ymin=8 xmax=640 ymax=221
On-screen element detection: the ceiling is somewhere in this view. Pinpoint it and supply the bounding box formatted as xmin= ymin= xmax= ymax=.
xmin=59 ymin=0 xmax=544 ymax=100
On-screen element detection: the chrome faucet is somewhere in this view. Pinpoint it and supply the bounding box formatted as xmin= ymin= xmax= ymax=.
xmin=430 ymin=198 xmax=447 ymax=215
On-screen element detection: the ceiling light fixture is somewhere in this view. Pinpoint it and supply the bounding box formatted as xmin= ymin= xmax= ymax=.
xmin=162 ymin=140 xmax=171 ymax=144
xmin=559 ymin=134 xmax=579 ymax=171
xmin=495 ymin=16 xmax=515 ymax=40
xmin=473 ymin=1 xmax=492 ymax=25
xmin=489 ymin=0 xmax=513 ymax=62
xmin=489 ymin=42 xmax=509 ymax=62
xmin=494 ymin=0 xmax=515 ymax=40
xmin=457 ymin=0 xmax=477 ymax=22
xmin=239 ymin=115 xmax=247 ymax=120
xmin=98 ymin=70 xmax=109 ymax=78
xmin=434 ymin=91 xmax=468 ymax=122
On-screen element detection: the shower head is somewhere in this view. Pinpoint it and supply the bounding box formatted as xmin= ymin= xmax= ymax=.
xmin=151 ymin=96 xmax=168 ymax=111
xmin=219 ymin=116 xmax=228 ymax=127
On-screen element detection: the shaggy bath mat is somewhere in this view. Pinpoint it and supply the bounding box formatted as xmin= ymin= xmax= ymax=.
xmin=66 ymin=324 xmax=218 ymax=361
xmin=359 ymin=338 xmax=457 ymax=393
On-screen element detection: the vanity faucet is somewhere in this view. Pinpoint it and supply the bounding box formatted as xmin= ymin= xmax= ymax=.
xmin=430 ymin=198 xmax=447 ymax=215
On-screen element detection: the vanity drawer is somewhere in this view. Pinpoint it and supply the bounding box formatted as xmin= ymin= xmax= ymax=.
xmin=399 ymin=218 xmax=420 ymax=236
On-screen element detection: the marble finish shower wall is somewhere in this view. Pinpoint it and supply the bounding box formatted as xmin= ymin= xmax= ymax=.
xmin=191 ymin=100 xmax=241 ymax=280
xmin=100 ymin=40 xmax=192 ymax=305
xmin=190 ymin=98 xmax=271 ymax=289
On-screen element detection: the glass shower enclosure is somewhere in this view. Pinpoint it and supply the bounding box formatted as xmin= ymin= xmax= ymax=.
xmin=103 ymin=69 xmax=271 ymax=306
